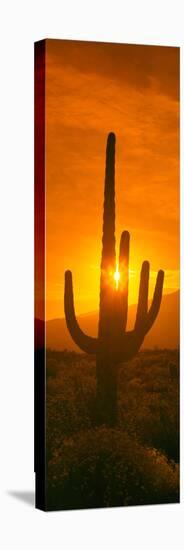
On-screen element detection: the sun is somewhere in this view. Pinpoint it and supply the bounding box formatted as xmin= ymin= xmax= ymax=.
xmin=114 ymin=266 xmax=120 ymax=289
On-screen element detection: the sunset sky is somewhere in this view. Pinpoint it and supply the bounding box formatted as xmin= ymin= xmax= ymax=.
xmin=45 ymin=39 xmax=179 ymax=320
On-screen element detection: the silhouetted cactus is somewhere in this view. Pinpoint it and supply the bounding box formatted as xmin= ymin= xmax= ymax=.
xmin=64 ymin=133 xmax=164 ymax=425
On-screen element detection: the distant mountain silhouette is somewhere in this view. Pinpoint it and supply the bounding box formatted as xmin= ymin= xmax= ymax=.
xmin=35 ymin=290 xmax=179 ymax=351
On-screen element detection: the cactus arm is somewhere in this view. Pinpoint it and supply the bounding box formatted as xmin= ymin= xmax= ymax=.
xmin=64 ymin=270 xmax=98 ymax=354
xmin=119 ymin=230 xmax=130 ymax=330
xmin=114 ymin=329 xmax=145 ymax=364
xmin=135 ymin=261 xmax=150 ymax=330
xmin=145 ymin=269 xmax=164 ymax=332
xmin=135 ymin=265 xmax=164 ymax=334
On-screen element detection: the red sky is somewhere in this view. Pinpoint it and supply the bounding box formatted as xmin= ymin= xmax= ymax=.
xmin=45 ymin=39 xmax=179 ymax=320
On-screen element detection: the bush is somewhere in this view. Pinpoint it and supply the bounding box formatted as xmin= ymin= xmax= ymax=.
xmin=46 ymin=360 xmax=96 ymax=462
xmin=47 ymin=428 xmax=179 ymax=510
xmin=118 ymin=350 xmax=179 ymax=461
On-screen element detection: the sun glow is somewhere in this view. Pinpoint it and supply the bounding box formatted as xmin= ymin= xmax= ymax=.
xmin=114 ymin=266 xmax=120 ymax=289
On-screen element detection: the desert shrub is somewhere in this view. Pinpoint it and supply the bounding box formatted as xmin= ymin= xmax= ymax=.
xmin=118 ymin=350 xmax=179 ymax=461
xmin=46 ymin=359 xmax=96 ymax=461
xmin=47 ymin=428 xmax=179 ymax=510
xmin=47 ymin=358 xmax=62 ymax=379
xmin=168 ymin=361 xmax=178 ymax=380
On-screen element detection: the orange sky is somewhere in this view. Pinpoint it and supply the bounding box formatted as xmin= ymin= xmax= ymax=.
xmin=45 ymin=39 xmax=179 ymax=320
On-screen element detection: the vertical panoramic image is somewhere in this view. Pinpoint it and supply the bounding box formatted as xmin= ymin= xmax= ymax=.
xmin=36 ymin=39 xmax=180 ymax=510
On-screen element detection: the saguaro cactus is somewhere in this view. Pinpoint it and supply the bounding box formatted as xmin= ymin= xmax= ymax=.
xmin=64 ymin=133 xmax=164 ymax=425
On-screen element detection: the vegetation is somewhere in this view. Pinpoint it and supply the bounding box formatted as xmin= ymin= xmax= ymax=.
xmin=46 ymin=348 xmax=179 ymax=510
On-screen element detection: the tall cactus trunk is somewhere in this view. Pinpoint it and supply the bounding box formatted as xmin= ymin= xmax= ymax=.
xmin=96 ymin=355 xmax=118 ymax=426
xmin=96 ymin=133 xmax=119 ymax=425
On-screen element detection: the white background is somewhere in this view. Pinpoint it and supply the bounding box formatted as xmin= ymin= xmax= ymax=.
xmin=0 ymin=1 xmax=184 ymax=548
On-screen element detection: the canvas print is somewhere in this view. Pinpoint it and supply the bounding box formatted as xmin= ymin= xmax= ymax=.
xmin=35 ymin=39 xmax=180 ymax=511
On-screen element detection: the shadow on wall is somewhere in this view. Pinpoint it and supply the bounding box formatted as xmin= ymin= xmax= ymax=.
xmin=7 ymin=491 xmax=35 ymax=507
